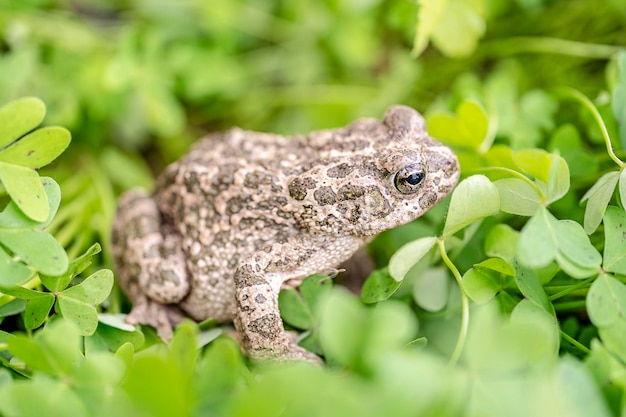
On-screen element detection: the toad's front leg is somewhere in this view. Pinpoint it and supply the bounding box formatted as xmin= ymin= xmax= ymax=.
xmin=233 ymin=235 xmax=363 ymax=363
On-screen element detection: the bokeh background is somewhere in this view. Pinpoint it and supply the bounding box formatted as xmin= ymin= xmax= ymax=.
xmin=2 ymin=3 xmax=626 ymax=416
xmin=1 ymin=0 xmax=625 ymax=261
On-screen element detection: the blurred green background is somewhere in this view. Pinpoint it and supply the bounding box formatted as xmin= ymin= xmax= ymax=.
xmin=1 ymin=0 xmax=625 ymax=260
xmin=1 ymin=2 xmax=626 ymax=416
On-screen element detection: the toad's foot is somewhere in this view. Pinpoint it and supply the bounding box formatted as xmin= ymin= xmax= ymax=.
xmin=248 ymin=343 xmax=322 ymax=364
xmin=125 ymin=294 xmax=186 ymax=341
xmin=234 ymin=234 xmax=362 ymax=364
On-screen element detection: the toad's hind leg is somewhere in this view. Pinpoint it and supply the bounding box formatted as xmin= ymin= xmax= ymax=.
xmin=112 ymin=189 xmax=189 ymax=339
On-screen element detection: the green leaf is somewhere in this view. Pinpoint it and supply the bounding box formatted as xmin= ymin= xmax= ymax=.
xmin=116 ymin=342 xmax=135 ymax=369
xmin=456 ymin=100 xmax=489 ymax=147
xmin=7 ymin=336 xmax=55 ymax=375
xmin=463 ymin=267 xmax=500 ymax=304
xmin=0 ymin=375 xmax=91 ymax=417
xmin=425 ymin=114 xmax=458 ymax=145
xmin=299 ymin=274 xmax=333 ymax=312
xmin=363 ymin=301 xmax=417 ymax=361
xmin=0 ymin=177 xmax=61 ymax=229
xmin=0 ymin=229 xmax=68 ymax=276
xmin=484 ymin=224 xmax=519 ymax=262
xmin=550 ymin=357 xmax=613 ymax=417
xmin=414 ymin=0 xmax=486 ymax=58
xmin=619 ymin=169 xmax=626 ymax=210
xmin=70 ymin=352 xmax=128 ymax=417
xmin=87 ymin=319 xmax=145 ymax=354
xmin=196 ymin=337 xmax=246 ymax=413
xmin=413 ymin=267 xmax=449 ymax=312
xmin=585 ymin=340 xmax=626 ymax=392
xmin=598 ymin=320 xmax=626 ymax=364
xmin=0 ymin=97 xmax=46 ymax=148
xmin=57 ymin=270 xmax=114 ymax=336
xmin=517 ymin=208 xmax=601 ymax=277
xmin=69 ymin=243 xmax=102 ymax=277
xmin=509 ymin=149 xmax=570 ymax=204
xmin=388 ymin=236 xmax=437 ymax=281
xmin=123 ymin=354 xmax=193 ymax=417
xmin=0 ymin=288 xmax=53 ymax=332
xmin=169 ymin=320 xmax=199 ymax=379
xmin=0 ymin=162 xmax=48 ymax=222
xmin=546 ymin=153 xmax=570 ymax=204
xmin=60 ymin=269 xmax=113 ymax=305
xmin=98 ymin=313 xmax=139 ymax=331
xmin=0 ymin=127 xmax=71 ymax=169
xmin=555 ymin=252 xmax=602 ymax=280
xmin=514 ymin=262 xmax=554 ymax=315
xmin=555 ymin=220 xmax=602 ymax=272
xmin=517 ymin=208 xmax=557 ymax=268
xmin=319 ymin=289 xmax=367 ymax=367
xmin=603 ymin=206 xmax=626 ymax=274
xmin=23 ymin=292 xmax=55 ymax=330
xmin=587 ymin=274 xmax=626 ymax=328
xmin=0 ymin=245 xmax=35 ymax=287
xmin=0 ymin=298 xmax=26 ymax=318
xmin=427 ymin=100 xmax=488 ymax=149
xmin=549 ymin=124 xmax=598 ymax=178
xmin=38 ymin=319 xmax=84 ymax=375
xmin=462 ymin=258 xmax=515 ymax=304
xmin=41 ymin=243 xmax=102 ymax=292
xmin=510 ymin=300 xmax=559 ymax=353
xmin=279 ymin=274 xmax=331 ymax=329
xmin=581 ymin=171 xmax=620 ymax=234
xmin=512 ymin=149 xmax=553 ymax=183
xmin=442 ymin=175 xmax=500 ymax=238
xmin=361 ymin=268 xmax=402 ymax=304
xmin=197 ymin=328 xmax=222 ymax=348
xmin=56 ymin=296 xmax=99 ymax=336
xmin=279 ymin=288 xmax=313 ymax=329
xmin=493 ymin=178 xmax=541 ymax=216
xmin=465 ymin=303 xmax=556 ymax=373
xmin=8 ymin=319 xmax=82 ymax=377
xmin=479 ymin=257 xmax=516 ymax=275
xmin=412 ymin=0 xmax=443 ymax=57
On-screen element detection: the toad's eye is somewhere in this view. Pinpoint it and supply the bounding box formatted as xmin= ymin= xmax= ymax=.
xmin=393 ymin=163 xmax=425 ymax=194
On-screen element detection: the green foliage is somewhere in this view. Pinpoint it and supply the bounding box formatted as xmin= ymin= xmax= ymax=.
xmin=413 ymin=0 xmax=487 ymax=57
xmin=426 ymin=100 xmax=490 ymax=150
xmin=0 ymin=98 xmax=70 ymax=284
xmin=0 ymin=98 xmax=70 ymax=221
xmin=0 ymin=233 xmax=113 ymax=335
xmin=602 ymin=207 xmax=626 ymax=275
xmin=1 ymin=1 xmax=626 ymax=416
xmin=442 ymin=174 xmax=500 ymax=237
xmin=0 ymin=97 xmax=112 ymax=338
xmin=278 ymin=274 xmax=332 ymax=353
xmin=517 ymin=208 xmax=602 ymax=278
xmin=0 ymin=205 xmax=67 ymax=279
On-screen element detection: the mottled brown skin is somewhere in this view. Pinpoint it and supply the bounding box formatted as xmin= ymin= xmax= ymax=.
xmin=112 ymin=105 xmax=460 ymax=362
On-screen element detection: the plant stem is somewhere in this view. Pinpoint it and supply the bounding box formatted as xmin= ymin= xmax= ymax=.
xmin=547 ymin=277 xmax=594 ymax=301
xmin=481 ymin=37 xmax=623 ymax=59
xmin=437 ymin=238 xmax=469 ymax=367
xmin=553 ymin=300 xmax=587 ymax=312
xmin=556 ymin=87 xmax=625 ymax=169
xmin=477 ymin=166 xmax=545 ymax=198
xmin=560 ymin=330 xmax=591 ymax=355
